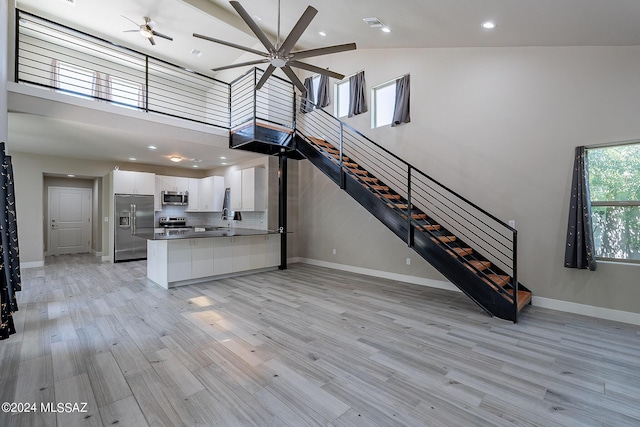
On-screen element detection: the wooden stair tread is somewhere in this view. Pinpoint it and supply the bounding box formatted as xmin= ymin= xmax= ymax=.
xmin=482 ymin=274 xmax=511 ymax=288
xmin=329 ymin=153 xmax=350 ymax=161
xmin=465 ymin=260 xmax=491 ymax=272
xmin=349 ymin=168 xmax=369 ymax=175
xmin=431 ymin=236 xmax=457 ymax=243
xmin=369 ymin=185 xmax=390 ymax=191
xmin=383 ymin=194 xmax=402 ymax=200
xmin=505 ymin=289 xmax=532 ymax=311
xmin=361 ymin=177 xmax=379 ymax=183
xmin=343 ymin=161 xmax=359 ymax=168
xmin=309 ymin=136 xmax=334 ymax=148
xmin=416 ymin=224 xmax=442 ymax=232
xmin=402 ymin=213 xmax=428 ymax=221
xmin=446 ymin=247 xmax=473 ymax=258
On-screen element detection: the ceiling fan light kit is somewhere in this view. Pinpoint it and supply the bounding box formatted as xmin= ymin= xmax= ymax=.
xmin=193 ymin=0 xmax=356 ymax=92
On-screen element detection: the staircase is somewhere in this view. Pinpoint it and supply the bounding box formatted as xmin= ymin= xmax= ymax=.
xmin=229 ymin=69 xmax=532 ymax=322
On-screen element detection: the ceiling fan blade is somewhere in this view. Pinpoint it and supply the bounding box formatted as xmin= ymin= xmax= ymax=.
xmin=229 ymin=1 xmax=276 ymax=53
xmin=278 ymin=5 xmax=317 ymax=54
xmin=281 ymin=65 xmax=306 ymax=93
xmin=123 ymin=30 xmax=140 ymax=33
xmin=288 ymin=61 xmax=344 ymax=80
xmin=255 ymin=65 xmax=276 ymax=90
xmin=212 ymin=59 xmax=269 ymax=72
xmin=152 ymin=30 xmax=173 ymax=41
xmin=193 ymin=33 xmax=268 ymax=57
xmin=291 ymin=43 xmax=357 ymax=60
xmin=149 ymin=37 xmax=156 ymax=46
xmin=121 ymin=15 xmax=141 ymax=27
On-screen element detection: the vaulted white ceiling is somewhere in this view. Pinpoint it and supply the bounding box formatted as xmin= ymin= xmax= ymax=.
xmin=11 ymin=0 xmax=640 ymax=170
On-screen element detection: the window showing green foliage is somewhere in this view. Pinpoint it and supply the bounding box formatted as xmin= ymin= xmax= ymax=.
xmin=588 ymin=143 xmax=640 ymax=261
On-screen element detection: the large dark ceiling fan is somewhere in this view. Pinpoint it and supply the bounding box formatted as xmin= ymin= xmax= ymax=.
xmin=193 ymin=0 xmax=356 ymax=92
xmin=122 ymin=16 xmax=173 ymax=46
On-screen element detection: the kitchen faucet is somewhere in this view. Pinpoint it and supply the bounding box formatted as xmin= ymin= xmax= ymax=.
xmin=221 ymin=207 xmax=229 ymax=219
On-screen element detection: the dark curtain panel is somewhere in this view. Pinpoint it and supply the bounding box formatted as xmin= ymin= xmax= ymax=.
xmin=564 ymin=146 xmax=597 ymax=271
xmin=317 ymin=75 xmax=330 ymax=108
xmin=300 ymin=77 xmax=315 ymax=114
xmin=0 ymin=142 xmax=22 ymax=340
xmin=391 ymin=75 xmax=411 ymax=127
xmin=348 ymin=71 xmax=367 ymax=117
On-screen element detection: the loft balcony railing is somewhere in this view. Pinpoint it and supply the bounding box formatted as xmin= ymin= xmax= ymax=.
xmin=15 ymin=10 xmax=230 ymax=129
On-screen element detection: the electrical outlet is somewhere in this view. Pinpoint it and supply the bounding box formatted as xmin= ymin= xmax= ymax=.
xmin=332 ymin=248 xmax=336 ymax=255
xmin=508 ymin=220 xmax=516 ymax=228
xmin=406 ymin=257 xmax=411 ymax=265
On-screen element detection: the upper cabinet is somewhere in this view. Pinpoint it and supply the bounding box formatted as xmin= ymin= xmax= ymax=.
xmin=113 ymin=170 xmax=155 ymax=195
xmin=199 ymin=176 xmax=225 ymax=212
xmin=159 ymin=176 xmax=189 ymax=193
xmin=230 ymin=167 xmax=266 ymax=211
xmin=187 ymin=178 xmax=200 ymax=211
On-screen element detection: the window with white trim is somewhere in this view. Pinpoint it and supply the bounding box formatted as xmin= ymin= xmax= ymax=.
xmin=587 ymin=142 xmax=640 ymax=262
xmin=371 ymin=80 xmax=396 ymax=128
xmin=56 ymin=62 xmax=94 ymax=98
xmin=334 ymin=79 xmax=350 ymax=118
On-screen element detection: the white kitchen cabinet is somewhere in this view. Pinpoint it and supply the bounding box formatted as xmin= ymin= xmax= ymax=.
xmin=230 ymin=167 xmax=266 ymax=211
xmin=154 ymin=176 xmax=162 ymax=211
xmin=232 ymin=236 xmax=251 ymax=272
xmin=265 ymin=234 xmax=281 ymax=267
xmin=159 ymin=175 xmax=189 ymax=193
xmin=167 ymin=239 xmax=192 ymax=282
xmin=191 ymin=239 xmax=214 ymax=279
xmin=113 ymin=170 xmax=156 ymax=195
xmin=199 ymin=176 xmax=225 ymax=211
xmin=250 ymin=235 xmax=266 ymax=269
xmin=187 ymin=178 xmax=200 ymax=211
xmin=213 ymin=237 xmax=233 ymax=275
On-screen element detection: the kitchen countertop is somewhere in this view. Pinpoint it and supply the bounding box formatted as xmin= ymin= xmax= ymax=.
xmin=138 ymin=227 xmax=282 ymax=240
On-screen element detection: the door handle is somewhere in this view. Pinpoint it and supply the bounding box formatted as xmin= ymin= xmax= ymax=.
xmin=131 ymin=204 xmax=136 ymax=234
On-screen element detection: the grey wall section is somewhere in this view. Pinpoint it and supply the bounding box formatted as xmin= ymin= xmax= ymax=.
xmin=1 ymin=0 xmax=8 ymax=143
xmin=296 ymin=45 xmax=640 ymax=315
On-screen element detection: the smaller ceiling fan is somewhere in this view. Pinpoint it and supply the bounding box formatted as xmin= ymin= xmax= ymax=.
xmin=122 ymin=16 xmax=173 ymax=46
xmin=194 ymin=1 xmax=356 ymax=93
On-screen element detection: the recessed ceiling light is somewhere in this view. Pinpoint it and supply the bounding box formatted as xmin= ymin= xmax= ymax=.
xmin=318 ymin=31 xmax=327 ymax=37
xmin=363 ymin=17 xmax=384 ymax=28
xmin=192 ymin=158 xmax=202 ymax=163
xmin=148 ymin=145 xmax=157 ymax=150
xmin=221 ymin=162 xmax=228 ymax=165
xmin=220 ymin=156 xmax=227 ymax=160
xmin=381 ymin=27 xmax=391 ymax=33
xmin=192 ymin=165 xmax=199 ymax=168
xmin=190 ymin=48 xmax=203 ymax=57
xmin=67 ymin=174 xmax=75 ymax=178
xmin=482 ymin=21 xmax=496 ymax=29
xmin=128 ymin=157 xmax=137 ymax=161
xmin=170 ymin=156 xmax=182 ymax=163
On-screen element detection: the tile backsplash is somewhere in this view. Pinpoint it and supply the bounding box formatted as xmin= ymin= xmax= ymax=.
xmin=155 ymin=206 xmax=267 ymax=230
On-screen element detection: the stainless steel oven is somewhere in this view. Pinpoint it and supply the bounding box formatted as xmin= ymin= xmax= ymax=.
xmin=161 ymin=191 xmax=189 ymax=206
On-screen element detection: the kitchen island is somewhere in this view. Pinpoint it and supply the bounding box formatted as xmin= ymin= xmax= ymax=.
xmin=143 ymin=227 xmax=281 ymax=289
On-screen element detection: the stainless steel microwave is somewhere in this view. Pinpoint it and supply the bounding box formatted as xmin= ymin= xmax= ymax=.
xmin=161 ymin=191 xmax=189 ymax=206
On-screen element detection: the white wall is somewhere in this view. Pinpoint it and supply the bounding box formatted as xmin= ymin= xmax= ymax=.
xmin=296 ymin=46 xmax=640 ymax=316
xmin=1 ymin=0 xmax=8 ymax=144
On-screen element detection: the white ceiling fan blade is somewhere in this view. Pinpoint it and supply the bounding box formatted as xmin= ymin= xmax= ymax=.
xmin=278 ymin=5 xmax=317 ymax=55
xmin=281 ymin=65 xmax=306 ymax=93
xmin=121 ymin=15 xmax=140 ymax=27
xmin=255 ymin=65 xmax=276 ymax=90
xmin=212 ymin=59 xmax=269 ymax=72
xmin=193 ymin=33 xmax=268 ymax=57
xmin=230 ymin=1 xmax=276 ymax=53
xmin=288 ymin=61 xmax=344 ymax=80
xmin=291 ymin=43 xmax=357 ymax=60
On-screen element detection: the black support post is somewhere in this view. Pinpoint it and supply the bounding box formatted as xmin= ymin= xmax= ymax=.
xmin=278 ymin=149 xmax=288 ymax=270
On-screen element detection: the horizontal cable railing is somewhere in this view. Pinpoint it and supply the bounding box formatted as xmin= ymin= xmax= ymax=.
xmin=296 ymin=95 xmax=518 ymax=309
xmin=16 ymin=10 xmax=230 ymax=128
xmin=230 ymin=68 xmax=295 ymax=131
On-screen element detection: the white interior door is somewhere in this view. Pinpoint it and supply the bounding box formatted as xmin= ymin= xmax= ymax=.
xmin=48 ymin=187 xmax=92 ymax=255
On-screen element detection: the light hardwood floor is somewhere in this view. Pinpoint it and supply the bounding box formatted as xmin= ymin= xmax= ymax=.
xmin=2 ymin=253 xmax=639 ymax=426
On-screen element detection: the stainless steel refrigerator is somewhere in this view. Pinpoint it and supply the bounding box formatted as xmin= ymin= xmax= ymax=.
xmin=114 ymin=194 xmax=154 ymax=262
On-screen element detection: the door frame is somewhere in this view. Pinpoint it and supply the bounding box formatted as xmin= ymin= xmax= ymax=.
xmin=47 ymin=186 xmax=93 ymax=256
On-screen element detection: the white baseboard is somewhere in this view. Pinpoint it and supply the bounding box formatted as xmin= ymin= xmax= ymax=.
xmin=532 ymin=296 xmax=640 ymax=326
xmin=297 ymin=258 xmax=640 ymax=326
xmin=21 ymin=261 xmax=45 ymax=269
xmin=297 ymin=258 xmax=459 ymax=292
